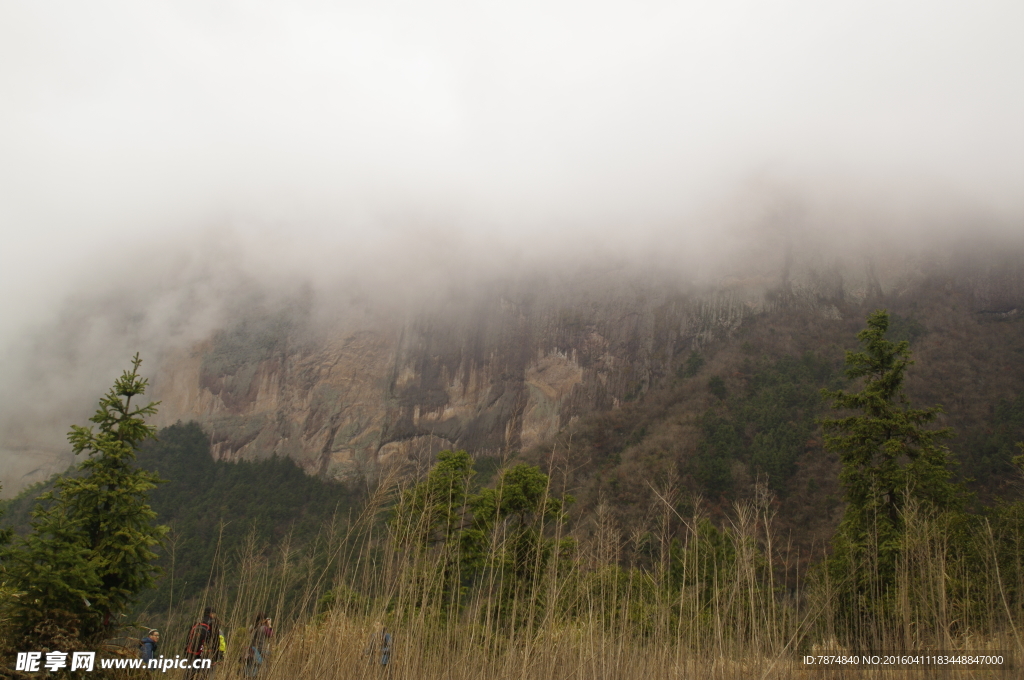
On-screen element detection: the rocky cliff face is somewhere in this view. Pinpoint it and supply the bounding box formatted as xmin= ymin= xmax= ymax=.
xmin=150 ymin=280 xmax=751 ymax=481
xmin=151 ymin=243 xmax=1024 ymax=483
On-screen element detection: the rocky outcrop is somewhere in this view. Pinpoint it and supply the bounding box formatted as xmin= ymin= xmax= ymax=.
xmin=151 ymin=245 xmax=1024 ymax=482
xmin=151 ymin=280 xmax=754 ymax=480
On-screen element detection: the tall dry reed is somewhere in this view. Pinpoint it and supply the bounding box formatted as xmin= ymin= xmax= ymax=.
xmin=139 ymin=473 xmax=1021 ymax=680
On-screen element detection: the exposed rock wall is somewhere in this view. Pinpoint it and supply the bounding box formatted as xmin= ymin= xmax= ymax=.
xmin=151 ymin=246 xmax=1024 ymax=482
xmin=152 ymin=283 xmax=755 ymax=480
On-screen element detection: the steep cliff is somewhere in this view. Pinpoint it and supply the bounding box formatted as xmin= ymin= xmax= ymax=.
xmin=151 ymin=242 xmax=1024 ymax=489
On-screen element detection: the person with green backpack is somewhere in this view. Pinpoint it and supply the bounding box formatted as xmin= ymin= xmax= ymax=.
xmin=208 ymin=627 xmax=226 ymax=679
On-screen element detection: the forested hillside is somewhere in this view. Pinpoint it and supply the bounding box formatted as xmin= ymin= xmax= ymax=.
xmin=2 ymin=292 xmax=1022 ymax=624
xmin=521 ymin=300 xmax=1024 ymax=558
xmin=1 ymin=422 xmax=357 ymax=618
xmin=2 ymin=300 xmax=1022 ymax=680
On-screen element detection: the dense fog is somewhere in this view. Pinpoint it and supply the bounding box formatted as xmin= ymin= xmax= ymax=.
xmin=2 ymin=0 xmax=1022 ymax=493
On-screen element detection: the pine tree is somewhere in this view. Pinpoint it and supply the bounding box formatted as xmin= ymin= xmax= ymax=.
xmin=4 ymin=354 xmax=168 ymax=648
xmin=0 ymin=483 xmax=11 ymax=548
xmin=821 ymin=310 xmax=964 ymax=625
xmin=0 ymin=483 xmax=15 ymax=651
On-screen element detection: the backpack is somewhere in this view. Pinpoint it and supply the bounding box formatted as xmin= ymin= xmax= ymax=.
xmin=184 ymin=621 xmax=212 ymax=656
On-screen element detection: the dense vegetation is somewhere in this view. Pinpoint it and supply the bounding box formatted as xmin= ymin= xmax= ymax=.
xmin=2 ymin=306 xmax=1023 ymax=679
xmin=963 ymin=390 xmax=1024 ymax=493
xmin=132 ymin=421 xmax=356 ymax=616
xmin=821 ymin=311 xmax=967 ymax=635
xmin=523 ymin=298 xmax=1024 ymax=563
xmin=1 ymin=356 xmax=166 ymax=652
xmin=695 ymin=351 xmax=839 ymax=495
xmin=0 ymin=421 xmax=356 ymax=646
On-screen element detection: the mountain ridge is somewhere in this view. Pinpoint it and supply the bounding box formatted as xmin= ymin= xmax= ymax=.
xmin=148 ymin=242 xmax=1024 ymax=503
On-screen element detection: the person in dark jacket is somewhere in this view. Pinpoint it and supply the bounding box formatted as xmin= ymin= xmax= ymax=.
xmin=244 ymin=613 xmax=273 ymax=677
xmin=183 ymin=607 xmax=217 ymax=680
xmin=139 ymin=630 xmax=160 ymax=663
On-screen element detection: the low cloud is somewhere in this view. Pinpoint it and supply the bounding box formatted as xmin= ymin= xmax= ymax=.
xmin=1 ymin=0 xmax=1022 ymax=493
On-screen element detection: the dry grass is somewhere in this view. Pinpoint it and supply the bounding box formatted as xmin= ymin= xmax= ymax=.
xmin=141 ymin=475 xmax=1022 ymax=680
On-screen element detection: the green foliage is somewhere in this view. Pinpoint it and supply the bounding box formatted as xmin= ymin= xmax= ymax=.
xmin=0 ymin=482 xmax=14 ymax=652
xmin=1 ymin=420 xmax=356 ymax=627
xmin=134 ymin=421 xmax=354 ymax=612
xmin=987 ymin=442 xmax=1024 ymax=613
xmin=664 ymin=510 xmax=781 ymax=645
xmin=314 ymin=584 xmax=363 ymax=623
xmin=694 ymin=414 xmax=741 ymax=495
xmin=0 ymin=477 xmax=59 ymax=532
xmin=741 ymin=353 xmax=835 ymax=487
xmin=3 ymin=355 xmax=168 ymax=648
xmin=669 ymin=518 xmax=736 ymax=602
xmin=394 ymin=450 xmax=474 ymax=549
xmin=963 ymin=391 xmax=1024 ymax=488
xmin=884 ymin=312 xmax=927 ymax=345
xmin=469 ymin=465 xmax=568 ymax=568
xmin=472 ymin=455 xmax=502 ymax=487
xmin=693 ymin=352 xmax=837 ymax=494
xmin=470 ymin=465 xmax=567 ymax=530
xmin=389 ymin=453 xmax=572 ymax=626
xmin=821 ymin=310 xmax=965 ymax=625
xmin=707 ymin=375 xmax=727 ymax=400
xmin=0 ymin=482 xmax=10 ymax=548
xmin=560 ymin=564 xmax=659 ymax=636
xmin=467 ymin=464 xmax=571 ymax=626
xmin=390 ymin=450 xmax=475 ymax=612
xmin=678 ymin=350 xmax=704 ymax=378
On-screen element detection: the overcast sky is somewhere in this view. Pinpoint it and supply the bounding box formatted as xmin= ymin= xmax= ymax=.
xmin=1 ymin=0 xmax=1022 ymax=332
xmin=1 ymin=1 xmax=1023 ymax=460
xmin=3 ymin=0 xmax=1022 ymax=266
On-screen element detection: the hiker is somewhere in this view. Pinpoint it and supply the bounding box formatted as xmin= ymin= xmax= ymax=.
xmin=183 ymin=607 xmax=217 ymax=680
xmin=243 ymin=613 xmax=273 ymax=677
xmin=379 ymin=624 xmax=392 ymax=667
xmin=208 ymin=628 xmax=226 ymax=680
xmin=139 ymin=629 xmax=159 ymax=662
xmin=365 ymin=622 xmax=392 ymax=668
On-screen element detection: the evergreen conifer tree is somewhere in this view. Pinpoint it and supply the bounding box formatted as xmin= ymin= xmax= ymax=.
xmin=0 ymin=483 xmax=10 ymax=548
xmin=0 ymin=483 xmax=14 ymax=650
xmin=4 ymin=354 xmax=168 ymax=648
xmin=821 ymin=310 xmax=964 ymax=627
